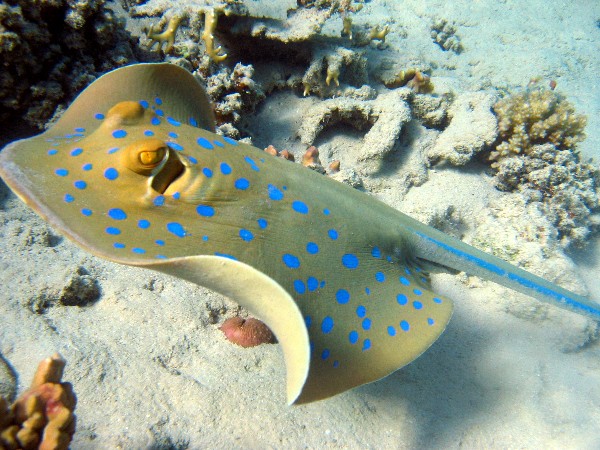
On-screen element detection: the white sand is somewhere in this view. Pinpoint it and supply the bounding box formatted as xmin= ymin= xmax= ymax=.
xmin=1 ymin=0 xmax=600 ymax=448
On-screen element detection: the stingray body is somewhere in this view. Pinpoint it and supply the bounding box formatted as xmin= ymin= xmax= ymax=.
xmin=1 ymin=64 xmax=598 ymax=404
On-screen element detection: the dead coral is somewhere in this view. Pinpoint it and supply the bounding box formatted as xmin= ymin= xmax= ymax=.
xmin=426 ymin=92 xmax=498 ymax=165
xmin=0 ymin=0 xmax=134 ymax=129
xmin=430 ymin=18 xmax=463 ymax=54
xmin=383 ymin=68 xmax=434 ymax=94
xmin=0 ymin=354 xmax=76 ymax=450
xmin=493 ymin=144 xmax=599 ymax=248
xmin=298 ymin=88 xmax=411 ymax=165
xmin=490 ymin=87 xmax=587 ymax=163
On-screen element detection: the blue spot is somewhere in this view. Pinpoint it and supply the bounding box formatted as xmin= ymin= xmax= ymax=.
xmin=167 ymin=222 xmax=187 ymax=237
xmin=74 ymin=127 xmax=85 ymax=133
xmin=365 ymin=287 xmax=371 ymax=295
xmin=155 ymin=109 xmax=164 ymax=117
xmin=397 ymin=294 xmax=408 ymax=306
xmin=413 ymin=301 xmax=423 ymax=310
xmin=188 ymin=156 xmax=198 ymax=164
xmin=427 ymin=318 xmax=435 ymax=326
xmin=104 ymin=168 xmax=119 ymax=180
xmin=138 ymin=220 xmax=150 ymax=229
xmin=320 ymin=281 xmax=326 ymax=288
xmin=167 ymin=142 xmax=184 ymax=151
xmin=372 ymin=247 xmax=381 ymax=258
xmin=239 ymin=229 xmax=254 ymax=241
xmin=73 ymin=180 xmax=86 ymax=190
xmin=70 ymin=148 xmax=83 ymax=156
xmin=292 ymin=200 xmax=309 ymax=214
xmin=48 ymin=149 xmax=58 ymax=155
xmin=113 ymin=242 xmax=125 ymax=249
xmin=173 ymin=192 xmax=180 ymax=200
xmin=223 ymin=136 xmax=238 ymax=146
xmin=257 ymin=218 xmax=268 ymax=229
xmin=268 ymin=184 xmax=284 ymax=201
xmin=433 ymin=297 xmax=443 ymax=304
xmin=189 ymin=117 xmax=198 ymax=127
xmin=94 ymin=113 xmax=104 ymax=120
xmin=234 ymin=178 xmax=250 ymax=190
xmin=328 ymin=229 xmax=338 ymax=240
xmin=81 ymin=208 xmax=92 ymax=216
xmin=167 ymin=117 xmax=181 ymax=127
xmin=82 ymin=163 xmax=92 ymax=171
xmin=202 ymin=236 xmax=208 ymax=241
xmin=144 ymin=130 xmax=155 ymax=136
xmin=321 ymin=349 xmax=330 ymax=360
xmin=153 ymin=196 xmax=165 ymax=207
xmin=155 ymin=97 xmax=163 ymax=105
xmin=400 ymin=277 xmax=410 ymax=286
xmin=413 ymin=289 xmax=422 ymax=296
xmin=213 ymin=140 xmax=224 ymax=148
xmin=132 ymin=248 xmax=146 ymax=254
xmin=139 ymin=100 xmax=149 ymax=108
xmin=305 ymin=316 xmax=312 ymax=328
xmin=196 ymin=204 xmax=215 ymax=217
xmin=405 ymin=268 xmax=411 ymax=275
xmin=214 ymin=252 xmax=237 ymax=261
xmin=155 ymin=240 xmax=165 ymax=246
xmin=400 ymin=320 xmax=410 ymax=332
xmin=387 ymin=256 xmax=393 ymax=262
xmin=106 ymin=227 xmax=121 ymax=235
xmin=356 ymin=305 xmax=366 ymax=318
xmin=349 ymin=331 xmax=359 ymax=345
xmin=197 ymin=137 xmax=214 ymax=149
xmin=112 ymin=130 xmax=127 ymax=139
xmin=323 ymin=208 xmax=330 ymax=215
xmin=306 ymin=242 xmax=319 ymax=254
xmin=342 ymin=254 xmax=359 ymax=269
xmin=282 ymin=253 xmax=300 ymax=269
xmin=333 ymin=361 xmax=340 ymax=368
xmin=362 ymin=339 xmax=371 ymax=351
xmin=375 ymin=272 xmax=385 ymax=282
xmin=362 ymin=318 xmax=371 ymax=330
xmin=387 ymin=326 xmax=396 ymax=337
xmin=55 ymin=168 xmax=68 ymax=177
xmin=307 ymin=277 xmax=319 ymax=291
xmin=156 ymin=255 xmax=167 ymax=259
xmin=108 ymin=208 xmax=127 ymax=220
xmin=203 ymin=167 xmax=213 ymax=178
xmin=220 ymin=162 xmax=232 ymax=175
xmin=151 ymin=117 xmax=161 ymax=126
xmin=107 ymin=147 xmax=119 ymax=154
xmin=64 ymin=194 xmax=74 ymax=203
xmin=294 ymin=280 xmax=306 ymax=294
xmin=244 ymin=156 xmax=260 ymax=172
xmin=336 ymin=289 xmax=350 ymax=304
xmin=321 ymin=316 xmax=334 ymax=334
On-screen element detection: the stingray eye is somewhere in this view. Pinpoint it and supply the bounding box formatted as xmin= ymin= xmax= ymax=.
xmin=121 ymin=138 xmax=168 ymax=176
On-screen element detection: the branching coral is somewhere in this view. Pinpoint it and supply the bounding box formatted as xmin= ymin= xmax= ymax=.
xmin=490 ymin=87 xmax=587 ymax=164
xmin=146 ymin=15 xmax=183 ymax=53
xmin=0 ymin=354 xmax=76 ymax=450
xmin=201 ymin=8 xmax=228 ymax=63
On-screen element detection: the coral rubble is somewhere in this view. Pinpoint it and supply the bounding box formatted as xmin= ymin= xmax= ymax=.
xmin=430 ymin=18 xmax=463 ymax=54
xmin=0 ymin=354 xmax=76 ymax=450
xmin=0 ymin=0 xmax=134 ymax=130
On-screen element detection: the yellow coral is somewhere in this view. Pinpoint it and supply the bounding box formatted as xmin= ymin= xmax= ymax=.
xmin=490 ymin=87 xmax=587 ymax=165
xmin=202 ymin=9 xmax=227 ymax=63
xmin=147 ymin=15 xmax=183 ymax=53
xmin=369 ymin=24 xmax=389 ymax=42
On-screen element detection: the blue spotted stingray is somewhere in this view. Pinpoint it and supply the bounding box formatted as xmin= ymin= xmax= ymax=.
xmin=0 ymin=63 xmax=598 ymax=404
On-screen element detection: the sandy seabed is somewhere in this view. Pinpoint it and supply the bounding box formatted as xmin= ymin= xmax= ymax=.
xmin=1 ymin=0 xmax=600 ymax=448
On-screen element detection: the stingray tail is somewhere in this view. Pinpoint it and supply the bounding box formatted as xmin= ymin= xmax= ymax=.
xmin=403 ymin=219 xmax=600 ymax=321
